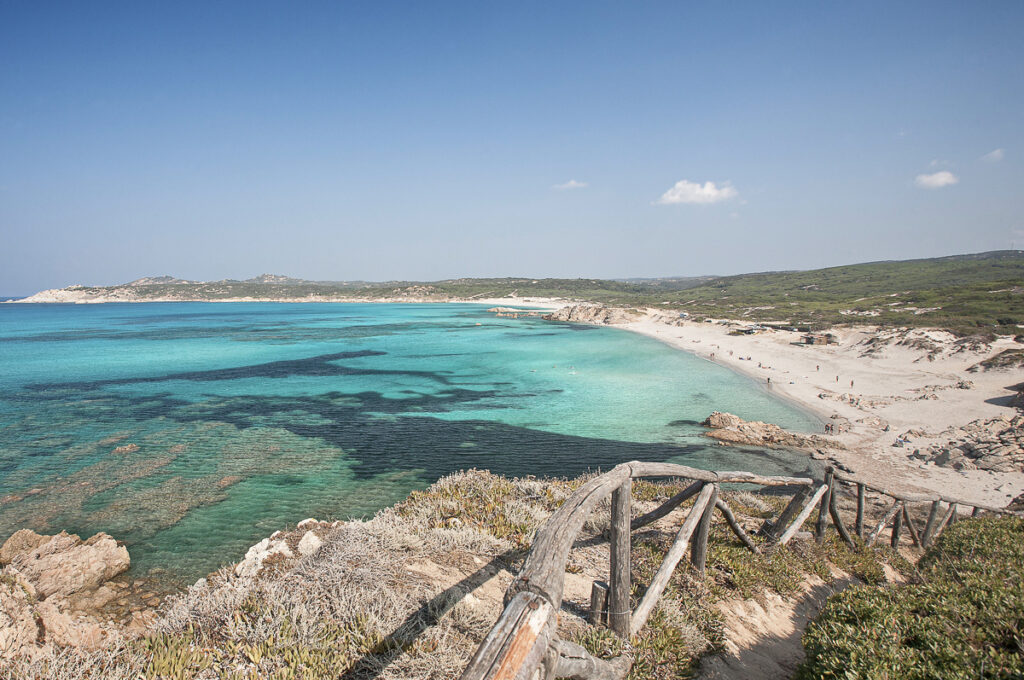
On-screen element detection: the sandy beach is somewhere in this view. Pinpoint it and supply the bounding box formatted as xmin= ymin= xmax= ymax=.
xmin=617 ymin=311 xmax=1024 ymax=509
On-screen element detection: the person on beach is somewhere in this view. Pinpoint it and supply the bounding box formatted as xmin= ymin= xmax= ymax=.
xmin=767 ymin=377 xmax=771 ymax=384
xmin=850 ymin=379 xmax=854 ymax=388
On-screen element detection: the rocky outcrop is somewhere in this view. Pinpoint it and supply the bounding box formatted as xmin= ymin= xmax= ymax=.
xmin=234 ymin=518 xmax=337 ymax=578
xmin=541 ymin=305 xmax=639 ymax=325
xmin=702 ymin=412 xmax=839 ymax=451
xmin=7 ymin=531 xmax=129 ymax=600
xmin=0 ymin=530 xmax=130 ymax=659
xmin=0 ymin=529 xmax=47 ymax=565
xmin=0 ymin=567 xmax=41 ymax=660
xmin=910 ymin=414 xmax=1024 ymax=473
xmin=234 ymin=536 xmax=294 ymax=578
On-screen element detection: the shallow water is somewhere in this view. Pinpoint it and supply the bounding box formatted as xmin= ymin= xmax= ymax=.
xmin=0 ymin=302 xmax=819 ymax=584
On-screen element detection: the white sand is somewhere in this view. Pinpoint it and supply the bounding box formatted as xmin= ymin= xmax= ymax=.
xmin=621 ymin=312 xmax=1024 ymax=508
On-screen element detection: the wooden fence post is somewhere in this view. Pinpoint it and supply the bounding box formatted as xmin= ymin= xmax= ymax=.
xmin=921 ymin=500 xmax=942 ymax=547
xmin=590 ymin=581 xmax=609 ymax=626
xmin=691 ymin=484 xmax=719 ymax=575
xmin=890 ymin=504 xmax=904 ymax=549
xmin=855 ymin=483 xmax=866 ymax=539
xmin=608 ymin=477 xmax=632 ymax=638
xmin=829 ymin=486 xmax=855 ymax=548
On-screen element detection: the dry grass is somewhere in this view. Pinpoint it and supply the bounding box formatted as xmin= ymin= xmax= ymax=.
xmin=0 ymin=469 xmax=911 ymax=680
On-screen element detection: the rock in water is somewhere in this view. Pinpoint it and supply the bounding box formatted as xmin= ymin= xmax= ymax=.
xmin=701 ymin=411 xmax=839 ymax=450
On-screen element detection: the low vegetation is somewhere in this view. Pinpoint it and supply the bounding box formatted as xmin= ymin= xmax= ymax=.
xmin=798 ymin=515 xmax=1024 ymax=679
xmin=0 ymin=470 xmax=920 ymax=680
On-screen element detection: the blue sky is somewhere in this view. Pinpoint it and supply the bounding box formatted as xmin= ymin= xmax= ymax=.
xmin=1 ymin=1 xmax=1021 ymax=294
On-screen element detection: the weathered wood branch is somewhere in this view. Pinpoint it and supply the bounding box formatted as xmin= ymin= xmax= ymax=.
xmin=715 ymin=498 xmax=761 ymax=554
xmin=510 ymin=464 xmax=631 ymax=609
xmin=815 ymin=470 xmax=834 ymax=543
xmin=630 ymin=481 xmax=703 ymax=532
xmin=866 ymin=500 xmax=901 ymax=547
xmin=628 ymin=462 xmax=813 ymax=487
xmin=460 ymin=591 xmax=556 ymax=680
xmin=832 ymin=472 xmax=1016 ymax=515
xmin=931 ymin=502 xmax=958 ymax=543
xmin=630 ymin=483 xmax=715 ymax=635
xmin=901 ymin=504 xmax=922 ymax=547
xmin=761 ymin=485 xmax=812 ymax=541
xmin=779 ymin=484 xmax=829 ymax=545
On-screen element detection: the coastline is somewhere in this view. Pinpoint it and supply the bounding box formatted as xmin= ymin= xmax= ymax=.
xmin=611 ymin=310 xmax=1024 ymax=509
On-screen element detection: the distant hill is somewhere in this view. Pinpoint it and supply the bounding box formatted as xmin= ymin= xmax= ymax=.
xmin=12 ymin=251 xmax=1024 ymax=334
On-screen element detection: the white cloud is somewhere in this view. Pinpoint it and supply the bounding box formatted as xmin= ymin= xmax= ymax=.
xmin=552 ymin=179 xmax=588 ymax=190
xmin=981 ymin=148 xmax=1005 ymax=163
xmin=655 ymin=179 xmax=738 ymax=205
xmin=914 ymin=171 xmax=958 ymax=189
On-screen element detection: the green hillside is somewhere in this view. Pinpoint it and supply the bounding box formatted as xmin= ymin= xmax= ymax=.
xmin=37 ymin=251 xmax=1024 ymax=334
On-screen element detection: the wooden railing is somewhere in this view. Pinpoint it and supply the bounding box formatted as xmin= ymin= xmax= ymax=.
xmin=460 ymin=461 xmax=1020 ymax=680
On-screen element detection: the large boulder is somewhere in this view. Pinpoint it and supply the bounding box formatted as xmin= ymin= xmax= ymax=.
xmin=10 ymin=531 xmax=129 ymax=600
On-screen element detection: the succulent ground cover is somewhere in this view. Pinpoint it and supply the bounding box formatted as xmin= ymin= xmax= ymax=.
xmin=798 ymin=515 xmax=1024 ymax=680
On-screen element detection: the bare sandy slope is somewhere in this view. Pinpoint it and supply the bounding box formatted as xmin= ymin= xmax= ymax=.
xmin=623 ymin=312 xmax=1024 ymax=509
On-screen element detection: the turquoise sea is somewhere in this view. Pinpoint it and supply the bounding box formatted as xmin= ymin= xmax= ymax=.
xmin=0 ymin=302 xmax=819 ymax=585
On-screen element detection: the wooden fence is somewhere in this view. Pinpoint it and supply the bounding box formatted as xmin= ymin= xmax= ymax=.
xmin=460 ymin=461 xmax=1018 ymax=680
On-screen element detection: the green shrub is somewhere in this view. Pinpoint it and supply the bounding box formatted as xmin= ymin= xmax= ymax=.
xmin=798 ymin=516 xmax=1024 ymax=679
